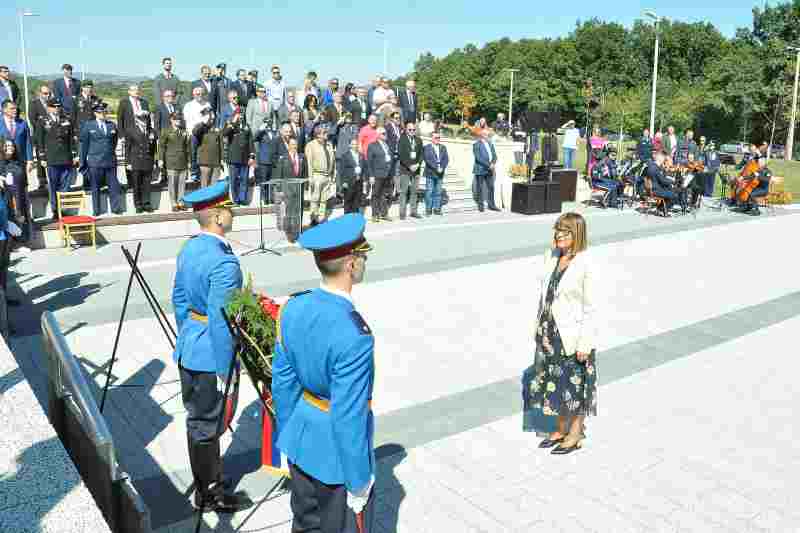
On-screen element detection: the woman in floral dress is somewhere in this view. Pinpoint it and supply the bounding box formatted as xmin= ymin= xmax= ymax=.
xmin=524 ymin=212 xmax=597 ymax=454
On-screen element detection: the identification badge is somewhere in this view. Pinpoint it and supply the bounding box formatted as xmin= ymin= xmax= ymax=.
xmin=410 ymin=151 xmax=416 ymax=159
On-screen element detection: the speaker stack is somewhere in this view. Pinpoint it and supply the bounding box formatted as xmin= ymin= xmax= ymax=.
xmin=511 ymin=181 xmax=563 ymax=215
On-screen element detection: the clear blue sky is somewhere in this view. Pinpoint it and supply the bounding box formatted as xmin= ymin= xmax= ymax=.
xmin=1 ymin=1 xmax=760 ymax=86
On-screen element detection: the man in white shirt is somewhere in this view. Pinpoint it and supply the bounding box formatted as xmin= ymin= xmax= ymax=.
xmin=371 ymin=78 xmax=394 ymax=110
xmin=183 ymin=86 xmax=211 ymax=180
xmin=561 ymin=120 xmax=580 ymax=170
xmin=266 ymin=65 xmax=286 ymax=126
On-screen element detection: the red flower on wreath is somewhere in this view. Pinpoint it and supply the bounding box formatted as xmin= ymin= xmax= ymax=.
xmin=258 ymin=295 xmax=281 ymax=321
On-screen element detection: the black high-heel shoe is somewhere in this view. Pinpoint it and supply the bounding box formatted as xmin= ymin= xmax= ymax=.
xmin=551 ymin=441 xmax=582 ymax=455
xmin=538 ymin=436 xmax=565 ymax=449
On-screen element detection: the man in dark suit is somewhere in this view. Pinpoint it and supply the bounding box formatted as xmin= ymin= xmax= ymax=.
xmin=0 ymin=67 xmax=19 ymax=110
xmin=52 ymin=64 xmax=81 ymax=114
xmin=288 ymin=111 xmax=306 ymax=153
xmin=218 ymin=90 xmax=240 ymax=128
xmin=72 ymin=80 xmax=98 ymax=130
xmin=338 ymin=137 xmax=365 ymax=214
xmin=367 ymin=127 xmax=393 ymax=222
xmin=348 ymin=86 xmax=370 ymax=126
xmin=472 ymin=128 xmax=499 ymax=212
xmin=125 ymin=111 xmax=158 ymax=213
xmin=232 ymin=69 xmax=251 ymax=110
xmin=254 ymin=120 xmax=278 ymax=203
xmin=154 ymin=89 xmax=179 ymax=136
xmin=36 ymin=98 xmax=78 ymax=219
xmin=272 ymin=136 xmax=304 ymax=242
xmin=79 ymin=102 xmax=123 ymax=216
xmin=423 ymin=132 xmax=449 ymax=216
xmin=192 ymin=65 xmax=214 ymax=102
xmin=385 ymin=111 xmax=402 ymax=179
xmin=117 ymin=84 xmax=150 ymax=141
xmin=29 ymin=85 xmax=52 ymax=191
xmin=396 ymin=122 xmax=423 ymax=219
xmin=0 ymin=100 xmax=34 ymax=225
xmin=210 ymin=63 xmax=231 ymax=116
xmin=398 ymin=79 xmax=419 ymax=125
xmin=246 ymin=70 xmax=258 ymax=101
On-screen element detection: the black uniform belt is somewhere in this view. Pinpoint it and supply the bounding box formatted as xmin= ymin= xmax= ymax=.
xmin=190 ymin=310 xmax=208 ymax=323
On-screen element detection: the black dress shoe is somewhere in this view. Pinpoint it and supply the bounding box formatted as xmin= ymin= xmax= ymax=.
xmin=135 ymin=208 xmax=144 ymax=214
xmin=478 ymin=206 xmax=485 ymax=212
xmin=6 ymin=299 xmax=21 ymax=307
xmin=538 ymin=436 xmax=565 ymax=449
xmin=143 ymin=206 xmax=155 ymax=213
xmin=488 ymin=206 xmax=501 ymax=212
xmin=551 ymin=441 xmax=583 ymax=455
xmin=194 ymin=490 xmax=253 ymax=514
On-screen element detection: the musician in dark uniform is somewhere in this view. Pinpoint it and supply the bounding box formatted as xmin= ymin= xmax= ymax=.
xmin=646 ymin=151 xmax=679 ymax=212
xmin=273 ymin=213 xmax=376 ymax=533
xmin=124 ymin=110 xmax=158 ymax=213
xmin=172 ymin=180 xmax=252 ymax=514
xmin=35 ymin=98 xmax=77 ymax=219
xmin=590 ymin=147 xmax=623 ymax=208
xmin=699 ymin=138 xmax=720 ymax=203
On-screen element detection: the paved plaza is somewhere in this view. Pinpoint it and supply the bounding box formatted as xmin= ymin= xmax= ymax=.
xmin=4 ymin=204 xmax=800 ymax=532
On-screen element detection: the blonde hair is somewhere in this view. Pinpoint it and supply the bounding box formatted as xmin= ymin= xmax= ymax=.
xmin=553 ymin=212 xmax=588 ymax=255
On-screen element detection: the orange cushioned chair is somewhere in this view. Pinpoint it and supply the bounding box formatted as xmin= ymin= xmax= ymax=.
xmin=56 ymin=191 xmax=96 ymax=250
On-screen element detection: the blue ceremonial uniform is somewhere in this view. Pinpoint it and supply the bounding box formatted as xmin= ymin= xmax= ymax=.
xmin=272 ymin=213 xmax=376 ymax=532
xmin=172 ymin=233 xmax=242 ymax=375
xmin=273 ymin=288 xmax=375 ymax=490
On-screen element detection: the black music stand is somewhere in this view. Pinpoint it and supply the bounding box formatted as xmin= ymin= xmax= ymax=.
xmin=242 ymin=181 xmax=280 ymax=257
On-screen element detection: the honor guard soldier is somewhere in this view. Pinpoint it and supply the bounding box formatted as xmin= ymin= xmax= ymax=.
xmin=35 ymin=98 xmax=78 ymax=219
xmin=273 ymin=213 xmax=376 ymax=533
xmin=172 ymin=180 xmax=253 ymax=513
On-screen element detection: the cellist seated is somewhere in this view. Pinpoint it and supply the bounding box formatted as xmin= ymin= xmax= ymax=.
xmin=737 ymin=157 xmax=771 ymax=216
xmin=590 ymin=148 xmax=623 ymax=208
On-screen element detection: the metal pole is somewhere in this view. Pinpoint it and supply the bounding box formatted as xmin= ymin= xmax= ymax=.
xmin=80 ymin=36 xmax=86 ymax=82
xmin=507 ymin=70 xmax=516 ymax=125
xmin=648 ymin=21 xmax=660 ymax=135
xmin=383 ymin=38 xmax=388 ymax=76
xmin=786 ymin=49 xmax=800 ymax=161
xmin=19 ymin=11 xmax=31 ymax=124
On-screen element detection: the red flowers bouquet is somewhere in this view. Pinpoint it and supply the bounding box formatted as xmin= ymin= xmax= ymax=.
xmin=226 ymin=275 xmax=281 ymax=415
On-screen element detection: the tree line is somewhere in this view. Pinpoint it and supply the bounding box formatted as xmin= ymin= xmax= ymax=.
xmin=400 ymin=1 xmax=800 ymax=149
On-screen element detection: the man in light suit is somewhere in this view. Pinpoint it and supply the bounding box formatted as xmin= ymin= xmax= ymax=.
xmin=472 ymin=128 xmax=500 ymax=212
xmin=398 ymin=79 xmax=419 ymax=125
xmin=79 ymin=102 xmax=123 ymax=216
xmin=276 ymin=91 xmax=301 ymax=126
xmin=423 ymin=132 xmax=449 ymax=216
xmin=0 ymin=100 xmax=34 ymax=227
xmin=53 ymin=64 xmax=81 ymax=114
xmin=245 ymin=85 xmax=270 ymax=133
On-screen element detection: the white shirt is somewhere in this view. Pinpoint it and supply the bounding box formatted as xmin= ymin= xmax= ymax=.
xmin=372 ymin=87 xmax=393 ymax=108
xmin=320 ymin=282 xmax=353 ymax=303
xmin=0 ymin=81 xmax=13 ymax=102
xmin=184 ymin=100 xmax=211 ymax=133
xmin=563 ymin=127 xmax=580 ymax=150
xmin=432 ymin=144 xmax=440 ymax=160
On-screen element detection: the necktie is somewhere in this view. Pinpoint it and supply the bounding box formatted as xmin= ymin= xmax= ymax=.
xmin=99 ymin=121 xmax=105 ymax=135
xmin=323 ymin=145 xmax=331 ymax=173
xmin=65 ymin=79 xmax=72 ymax=97
xmin=408 ymin=91 xmax=414 ymax=107
xmin=292 ymin=154 xmax=299 ymax=175
xmin=8 ymin=119 xmax=15 ymax=138
xmin=133 ymin=98 xmax=140 ymax=114
xmin=262 ymin=100 xmax=266 ymax=113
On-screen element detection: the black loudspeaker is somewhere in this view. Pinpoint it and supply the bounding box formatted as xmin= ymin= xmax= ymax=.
xmin=545 ymin=181 xmax=563 ymax=213
xmin=542 ymin=134 xmax=559 ymax=163
xmin=511 ymin=182 xmax=547 ymax=215
xmin=550 ymin=169 xmax=578 ymax=201
xmin=545 ymin=111 xmax=562 ymax=131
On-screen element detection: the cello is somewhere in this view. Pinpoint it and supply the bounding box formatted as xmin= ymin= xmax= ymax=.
xmin=729 ymin=158 xmax=760 ymax=204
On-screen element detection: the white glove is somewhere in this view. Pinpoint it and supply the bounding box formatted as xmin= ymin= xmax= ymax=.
xmin=216 ymin=374 xmax=229 ymax=393
xmin=347 ymin=476 xmax=373 ymax=515
xmin=7 ymin=221 xmax=22 ymax=238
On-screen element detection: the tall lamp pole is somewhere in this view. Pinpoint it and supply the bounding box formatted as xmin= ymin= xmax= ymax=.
xmin=785 ymin=45 xmax=800 ymax=161
xmin=644 ymin=11 xmax=666 ymax=136
xmin=376 ymin=29 xmax=388 ymax=76
xmin=506 ymin=68 xmax=519 ymax=127
xmin=18 ymin=9 xmax=38 ymax=124
xmin=80 ymin=36 xmax=88 ymax=81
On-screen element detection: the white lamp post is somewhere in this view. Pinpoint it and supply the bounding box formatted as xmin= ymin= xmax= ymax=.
xmin=785 ymin=45 xmax=800 ymax=161
xmin=644 ymin=10 xmax=667 ymax=136
xmin=376 ymin=29 xmax=388 ymax=76
xmin=18 ymin=9 xmax=38 ymax=124
xmin=80 ymin=36 xmax=88 ymax=82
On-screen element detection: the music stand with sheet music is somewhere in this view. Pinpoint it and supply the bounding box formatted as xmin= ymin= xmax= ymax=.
xmin=243 ymin=178 xmax=307 ymax=256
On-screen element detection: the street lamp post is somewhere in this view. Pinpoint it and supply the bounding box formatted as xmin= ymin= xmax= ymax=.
xmin=376 ymin=29 xmax=388 ymax=76
xmin=644 ymin=11 xmax=666 ymax=136
xmin=786 ymin=45 xmax=800 ymax=161
xmin=506 ymin=68 xmax=519 ymax=128
xmin=80 ymin=36 xmax=88 ymax=82
xmin=18 ymin=9 xmax=37 ymax=124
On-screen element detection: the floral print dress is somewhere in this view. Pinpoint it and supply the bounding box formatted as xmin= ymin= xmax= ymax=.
xmin=527 ymin=260 xmax=597 ymax=421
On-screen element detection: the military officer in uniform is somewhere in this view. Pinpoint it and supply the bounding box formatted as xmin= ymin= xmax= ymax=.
xmin=172 ymin=180 xmax=253 ymax=513
xmin=79 ymin=102 xmax=124 ymax=216
xmin=273 ymin=213 xmax=376 ymax=533
xmin=35 ymin=98 xmax=78 ymax=219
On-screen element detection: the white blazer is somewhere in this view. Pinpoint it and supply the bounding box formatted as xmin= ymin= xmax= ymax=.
xmin=535 ymin=248 xmax=597 ymax=355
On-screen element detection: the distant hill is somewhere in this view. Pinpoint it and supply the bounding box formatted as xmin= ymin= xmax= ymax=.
xmin=30 ymin=72 xmax=150 ymax=84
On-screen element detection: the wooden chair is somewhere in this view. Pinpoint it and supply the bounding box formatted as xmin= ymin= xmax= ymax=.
xmin=641 ymin=177 xmax=668 ymax=217
xmin=56 ymin=191 xmax=96 ymax=250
